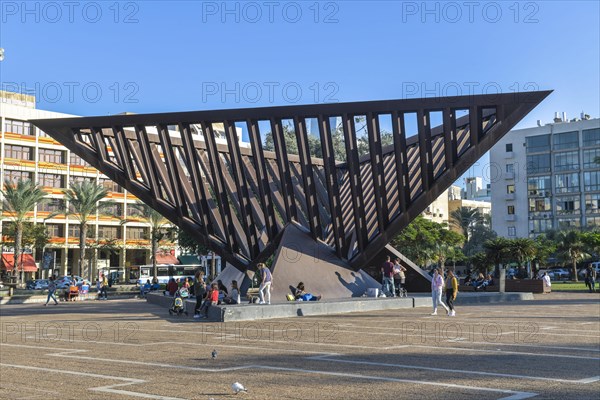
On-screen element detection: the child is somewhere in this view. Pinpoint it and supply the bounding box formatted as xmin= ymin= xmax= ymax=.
xmin=199 ymin=283 xmax=219 ymax=319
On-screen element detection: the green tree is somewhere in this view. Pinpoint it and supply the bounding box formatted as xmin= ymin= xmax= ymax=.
xmin=64 ymin=181 xmax=109 ymax=280
xmin=450 ymin=207 xmax=483 ymax=240
xmin=432 ymin=227 xmax=465 ymax=269
xmin=2 ymin=222 xmax=50 ymax=254
xmin=0 ymin=180 xmax=48 ymax=283
xmin=463 ymin=223 xmax=497 ymax=258
xmin=470 ymin=252 xmax=494 ymax=274
xmin=508 ymin=238 xmax=537 ymax=278
xmin=483 ymin=237 xmax=511 ymax=277
xmin=124 ymin=203 xmax=174 ymax=280
xmin=582 ymin=231 xmax=600 ymax=257
xmin=532 ymin=234 xmax=557 ymax=272
xmin=391 ymin=216 xmax=449 ymax=268
xmin=556 ymin=230 xmax=589 ymax=282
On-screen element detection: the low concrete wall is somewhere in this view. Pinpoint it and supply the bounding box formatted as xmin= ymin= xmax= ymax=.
xmin=146 ymin=291 xmax=534 ymax=322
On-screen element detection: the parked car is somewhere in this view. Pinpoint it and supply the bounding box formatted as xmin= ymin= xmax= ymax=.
xmin=30 ymin=279 xmax=50 ymax=290
xmin=55 ymin=276 xmax=84 ymax=289
xmin=550 ymin=268 xmax=570 ymax=280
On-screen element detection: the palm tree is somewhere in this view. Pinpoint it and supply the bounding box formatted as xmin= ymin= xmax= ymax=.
xmin=484 ymin=237 xmax=511 ymax=276
xmin=450 ymin=207 xmax=483 ymax=240
xmin=0 ymin=180 xmax=48 ymax=283
xmin=508 ymin=238 xmax=538 ymax=278
xmin=64 ymin=181 xmax=109 ymax=280
xmin=124 ymin=203 xmax=171 ymax=280
xmin=556 ymin=230 xmax=588 ymax=282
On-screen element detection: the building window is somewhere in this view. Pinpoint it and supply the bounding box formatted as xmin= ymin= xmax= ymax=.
xmin=38 ymin=148 xmax=65 ymax=164
xmin=69 ymin=153 xmax=90 ymax=167
xmin=4 ymin=119 xmax=33 ymax=135
xmin=554 ymin=151 xmax=579 ymax=171
xmin=526 ymin=154 xmax=551 ymax=174
xmin=506 ymin=164 xmax=514 ymax=173
xmin=4 ymin=170 xmax=33 ymax=184
xmin=507 ymin=205 xmax=515 ymax=215
xmin=506 ymin=143 xmax=513 ymax=152
xmin=527 ymin=176 xmax=551 ymax=196
xmin=584 ymin=171 xmax=600 ymax=191
xmin=587 ymin=216 xmax=600 ymax=227
xmin=507 ymin=184 xmax=515 ymax=194
xmin=38 ymin=199 xmax=65 ymax=213
xmin=38 ymin=173 xmax=65 ymax=188
xmin=526 ymin=134 xmax=550 ymax=153
xmin=101 ymin=203 xmax=123 ymax=217
xmin=45 ymin=223 xmax=64 ymax=237
xmin=583 ymin=128 xmax=600 ymax=146
xmin=553 ymin=131 xmax=579 ymax=150
xmin=69 ymin=176 xmax=95 ymax=186
xmin=68 ymin=224 xmax=80 ymax=239
xmin=583 ymin=148 xmax=600 ymax=169
xmin=99 ymin=178 xmax=124 ymax=193
xmin=97 ymin=225 xmax=121 ymax=239
xmin=508 ymin=226 xmax=516 ymax=237
xmin=4 ymin=145 xmax=33 ymax=160
xmin=529 ymin=197 xmax=552 ymax=213
xmin=555 ymin=173 xmax=580 ymax=193
xmin=557 ymin=218 xmax=581 ymax=230
xmin=127 ymin=227 xmax=147 ymax=240
xmin=529 ymin=219 xmax=553 ymax=234
xmin=556 ymin=196 xmax=581 ymax=215
xmin=586 ymin=193 xmax=600 ymax=214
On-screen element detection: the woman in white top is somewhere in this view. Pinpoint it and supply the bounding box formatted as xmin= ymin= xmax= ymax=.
xmin=224 ymin=280 xmax=241 ymax=304
xmin=431 ymin=268 xmax=450 ymax=316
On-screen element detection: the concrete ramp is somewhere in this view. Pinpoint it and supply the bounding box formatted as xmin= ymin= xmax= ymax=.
xmin=211 ymin=264 xmax=246 ymax=291
xmin=269 ymin=224 xmax=380 ymax=301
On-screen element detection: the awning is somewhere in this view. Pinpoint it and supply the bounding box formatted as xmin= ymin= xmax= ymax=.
xmin=178 ymin=255 xmax=200 ymax=265
xmin=155 ymin=252 xmax=179 ymax=265
xmin=1 ymin=253 xmax=38 ymax=272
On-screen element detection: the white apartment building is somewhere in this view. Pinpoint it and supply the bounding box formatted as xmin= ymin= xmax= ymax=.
xmin=490 ymin=114 xmax=600 ymax=238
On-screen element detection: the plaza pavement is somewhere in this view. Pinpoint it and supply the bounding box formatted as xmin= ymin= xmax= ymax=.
xmin=0 ymin=292 xmax=598 ymax=399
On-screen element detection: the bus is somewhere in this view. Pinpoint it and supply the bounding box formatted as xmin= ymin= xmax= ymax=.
xmin=138 ymin=264 xmax=200 ymax=285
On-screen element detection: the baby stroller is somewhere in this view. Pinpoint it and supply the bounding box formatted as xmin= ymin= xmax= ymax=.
xmin=169 ymin=287 xmax=189 ymax=316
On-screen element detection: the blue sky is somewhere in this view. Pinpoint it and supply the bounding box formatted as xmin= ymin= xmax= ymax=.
xmin=1 ymin=1 xmax=599 ymax=185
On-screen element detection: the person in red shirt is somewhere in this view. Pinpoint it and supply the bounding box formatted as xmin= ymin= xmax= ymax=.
xmin=198 ymin=283 xmax=219 ymax=319
xmin=166 ymin=278 xmax=178 ymax=296
xmin=381 ymin=256 xmax=396 ymax=297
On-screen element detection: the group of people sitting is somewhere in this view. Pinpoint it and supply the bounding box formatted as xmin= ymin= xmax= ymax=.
xmin=463 ymin=273 xmax=495 ymax=290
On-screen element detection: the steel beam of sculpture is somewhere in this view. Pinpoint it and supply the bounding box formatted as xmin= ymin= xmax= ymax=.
xmin=32 ymin=91 xmax=551 ymax=272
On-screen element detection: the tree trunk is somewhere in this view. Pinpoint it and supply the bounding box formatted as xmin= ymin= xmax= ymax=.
xmin=80 ymin=223 xmax=87 ymax=280
xmin=151 ymin=232 xmax=158 ymax=281
xmin=210 ymin=251 xmax=216 ymax=281
xmin=571 ymin=257 xmax=578 ymax=282
xmin=14 ymin=223 xmax=23 ymax=283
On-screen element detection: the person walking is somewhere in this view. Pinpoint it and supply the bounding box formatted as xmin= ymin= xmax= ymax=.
xmin=193 ymin=270 xmax=207 ymax=318
xmin=258 ymin=263 xmax=272 ymax=305
xmin=393 ymin=258 xmax=407 ymax=296
xmin=586 ymin=265 xmax=597 ymax=293
xmin=431 ymin=268 xmax=449 ymax=316
xmin=44 ymin=276 xmax=59 ymax=306
xmin=381 ymin=256 xmax=396 ymax=297
xmin=99 ymin=274 xmax=108 ymax=300
xmin=445 ymin=270 xmax=458 ymax=316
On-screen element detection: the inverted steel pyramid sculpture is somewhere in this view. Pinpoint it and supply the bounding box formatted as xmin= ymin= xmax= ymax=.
xmin=33 ymin=91 xmax=551 ymax=271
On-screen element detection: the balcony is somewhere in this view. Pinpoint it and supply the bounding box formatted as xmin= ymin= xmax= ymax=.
xmin=505 ymin=193 xmax=515 ymax=200
xmin=505 ymin=172 xmax=515 ymax=180
xmin=505 ymin=151 xmax=514 ymax=159
xmin=505 ymin=214 xmax=516 ymax=221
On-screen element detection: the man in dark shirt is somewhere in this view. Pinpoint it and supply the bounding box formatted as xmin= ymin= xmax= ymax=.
xmin=381 ymin=256 xmax=396 ymax=297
